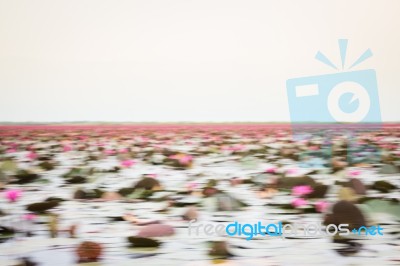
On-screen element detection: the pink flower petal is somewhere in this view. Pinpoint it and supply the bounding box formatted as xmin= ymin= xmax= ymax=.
xmin=186 ymin=182 xmax=198 ymax=190
xmin=315 ymin=201 xmax=329 ymax=213
xmin=26 ymin=152 xmax=37 ymax=160
xmin=121 ymin=159 xmax=135 ymax=168
xmin=22 ymin=213 xmax=36 ymax=221
xmin=291 ymin=198 xmax=308 ymax=208
xmin=119 ymin=148 xmax=128 ymax=154
xmin=63 ymin=144 xmax=73 ymax=152
xmin=105 ymin=150 xmax=116 ymax=155
xmin=286 ymin=168 xmax=298 ymax=175
xmin=4 ymin=189 xmax=22 ymax=203
xmin=348 ymin=170 xmax=361 ymax=177
xmin=292 ymin=185 xmax=314 ymax=196
xmin=265 ymin=167 xmax=277 ymax=174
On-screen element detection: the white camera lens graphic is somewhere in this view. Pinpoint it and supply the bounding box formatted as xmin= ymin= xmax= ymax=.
xmin=327 ymin=81 xmax=370 ymax=123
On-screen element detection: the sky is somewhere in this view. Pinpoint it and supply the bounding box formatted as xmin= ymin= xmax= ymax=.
xmin=0 ymin=0 xmax=399 ymax=122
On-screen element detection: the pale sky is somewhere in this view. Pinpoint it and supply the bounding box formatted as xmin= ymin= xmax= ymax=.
xmin=0 ymin=0 xmax=399 ymax=122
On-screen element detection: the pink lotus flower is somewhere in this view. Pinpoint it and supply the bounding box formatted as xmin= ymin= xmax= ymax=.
xmin=265 ymin=166 xmax=277 ymax=174
xmin=186 ymin=182 xmax=198 ymax=190
xmin=104 ymin=149 xmax=116 ymax=155
xmin=63 ymin=144 xmax=73 ymax=152
xmin=286 ymin=168 xmax=298 ymax=175
xmin=22 ymin=213 xmax=36 ymax=221
xmin=300 ymin=139 xmax=309 ymax=145
xmin=348 ymin=170 xmax=361 ymax=177
xmin=169 ymin=154 xmax=193 ymax=165
xmin=121 ymin=159 xmax=135 ymax=168
xmin=119 ymin=148 xmax=128 ymax=154
xmin=315 ymin=201 xmax=329 ymax=213
xmin=136 ymin=136 xmax=148 ymax=142
xmin=4 ymin=189 xmax=22 ymax=203
xmin=6 ymin=148 xmax=16 ymax=153
xmin=147 ymin=173 xmax=158 ymax=179
xmin=230 ymin=144 xmax=245 ymax=152
xmin=78 ymin=135 xmax=87 ymax=140
xmin=292 ymin=185 xmax=314 ymax=196
xmin=26 ymin=151 xmax=37 ymax=160
xmin=9 ymin=142 xmax=17 ymax=148
xmin=291 ymin=198 xmax=308 ymax=208
xmin=179 ymin=155 xmax=193 ymax=165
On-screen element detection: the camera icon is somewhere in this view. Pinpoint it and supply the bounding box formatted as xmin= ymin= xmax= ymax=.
xmin=286 ymin=69 xmax=381 ymax=124
xmin=286 ymin=40 xmax=382 ymax=168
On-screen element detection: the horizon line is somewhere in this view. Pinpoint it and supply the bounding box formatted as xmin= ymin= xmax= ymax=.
xmin=0 ymin=121 xmax=398 ymax=125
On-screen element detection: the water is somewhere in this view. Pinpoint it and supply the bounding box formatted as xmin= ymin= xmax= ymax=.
xmin=0 ymin=125 xmax=399 ymax=265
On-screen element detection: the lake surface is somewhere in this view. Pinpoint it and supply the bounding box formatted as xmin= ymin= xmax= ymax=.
xmin=0 ymin=124 xmax=399 ymax=265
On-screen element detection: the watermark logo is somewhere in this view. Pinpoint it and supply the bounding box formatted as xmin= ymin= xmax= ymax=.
xmin=188 ymin=220 xmax=383 ymax=240
xmin=285 ymin=39 xmax=382 ymax=166
xmin=286 ymin=39 xmax=381 ymax=124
